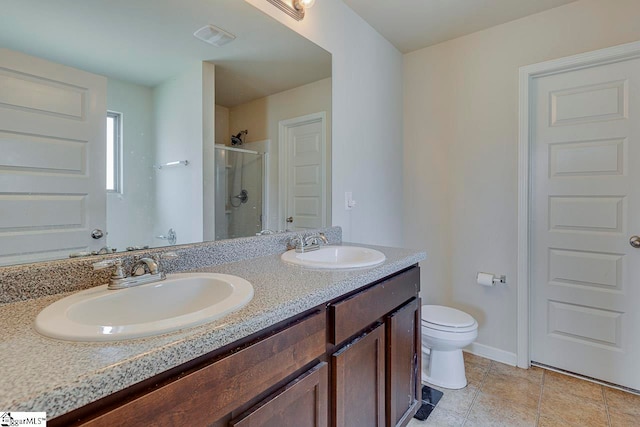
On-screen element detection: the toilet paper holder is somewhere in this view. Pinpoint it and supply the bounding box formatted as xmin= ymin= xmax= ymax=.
xmin=477 ymin=272 xmax=506 ymax=286
xmin=492 ymin=274 xmax=506 ymax=284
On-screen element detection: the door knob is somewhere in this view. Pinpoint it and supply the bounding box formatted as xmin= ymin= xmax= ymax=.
xmin=630 ymin=236 xmax=640 ymax=248
xmin=286 ymin=216 xmax=294 ymax=223
xmin=91 ymin=229 xmax=105 ymax=239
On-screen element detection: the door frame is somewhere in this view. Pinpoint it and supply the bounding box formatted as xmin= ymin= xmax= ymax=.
xmin=517 ymin=40 xmax=640 ymax=369
xmin=278 ymin=111 xmax=327 ymax=231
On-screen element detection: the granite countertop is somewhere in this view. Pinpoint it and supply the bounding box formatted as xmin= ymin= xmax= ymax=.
xmin=0 ymin=244 xmax=425 ymax=418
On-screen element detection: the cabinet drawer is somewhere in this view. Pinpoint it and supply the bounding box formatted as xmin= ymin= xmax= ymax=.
xmin=329 ymin=267 xmax=419 ymax=345
xmin=230 ymin=362 xmax=328 ymax=427
xmin=79 ymin=311 xmax=326 ymax=426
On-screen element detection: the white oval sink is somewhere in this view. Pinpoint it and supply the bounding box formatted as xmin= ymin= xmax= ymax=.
xmin=281 ymin=245 xmax=386 ymax=269
xmin=35 ymin=273 xmax=254 ymax=342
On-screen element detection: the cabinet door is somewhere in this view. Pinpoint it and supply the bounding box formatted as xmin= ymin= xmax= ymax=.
xmin=386 ymin=298 xmax=421 ymax=427
xmin=332 ymin=323 xmax=385 ymax=427
xmin=230 ymin=363 xmax=328 ymax=427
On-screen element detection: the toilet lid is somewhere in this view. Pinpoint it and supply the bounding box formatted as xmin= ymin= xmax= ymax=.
xmin=421 ymin=305 xmax=476 ymax=328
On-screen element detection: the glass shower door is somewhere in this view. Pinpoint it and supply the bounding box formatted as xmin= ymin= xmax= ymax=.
xmin=214 ymin=146 xmax=263 ymax=240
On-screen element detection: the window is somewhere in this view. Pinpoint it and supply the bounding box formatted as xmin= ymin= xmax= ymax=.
xmin=106 ymin=111 xmax=122 ymax=193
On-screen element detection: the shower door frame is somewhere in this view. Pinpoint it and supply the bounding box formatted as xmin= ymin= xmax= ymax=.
xmin=214 ymin=143 xmax=269 ymax=238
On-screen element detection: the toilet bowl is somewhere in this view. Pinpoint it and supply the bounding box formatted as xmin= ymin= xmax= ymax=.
xmin=421 ymin=305 xmax=478 ymax=389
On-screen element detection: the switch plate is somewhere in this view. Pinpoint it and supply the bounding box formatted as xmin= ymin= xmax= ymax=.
xmin=345 ymin=192 xmax=356 ymax=210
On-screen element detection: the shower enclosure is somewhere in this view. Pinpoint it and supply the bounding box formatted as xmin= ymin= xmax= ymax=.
xmin=214 ymin=144 xmax=264 ymax=240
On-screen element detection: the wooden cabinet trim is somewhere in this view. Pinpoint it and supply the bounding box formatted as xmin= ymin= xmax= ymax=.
xmin=230 ymin=362 xmax=328 ymax=427
xmin=386 ymin=298 xmax=421 ymax=427
xmin=330 ymin=267 xmax=420 ymax=346
xmin=332 ymin=324 xmax=386 ymax=427
xmin=77 ymin=310 xmax=326 ymax=427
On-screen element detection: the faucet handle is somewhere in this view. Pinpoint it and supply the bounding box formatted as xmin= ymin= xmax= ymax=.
xmin=159 ymin=251 xmax=179 ymax=259
xmin=92 ymin=258 xmax=126 ymax=279
xmin=287 ymin=235 xmax=304 ymax=250
xmin=152 ymin=251 xmax=179 ymax=263
xmin=93 ymin=258 xmax=121 ymax=270
xmin=150 ymin=251 xmax=179 ymax=272
xmin=304 ymin=233 xmax=329 ymax=246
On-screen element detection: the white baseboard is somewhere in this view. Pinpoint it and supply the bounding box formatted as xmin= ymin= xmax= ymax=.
xmin=464 ymin=342 xmax=517 ymax=366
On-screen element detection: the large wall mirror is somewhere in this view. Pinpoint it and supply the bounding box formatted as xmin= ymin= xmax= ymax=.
xmin=0 ymin=0 xmax=332 ymax=266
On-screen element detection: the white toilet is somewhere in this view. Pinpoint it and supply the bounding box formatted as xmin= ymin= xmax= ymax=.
xmin=421 ymin=305 xmax=478 ymax=389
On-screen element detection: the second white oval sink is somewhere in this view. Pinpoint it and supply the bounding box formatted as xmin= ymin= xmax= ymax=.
xmin=281 ymin=245 xmax=386 ymax=269
xmin=35 ymin=273 xmax=254 ymax=342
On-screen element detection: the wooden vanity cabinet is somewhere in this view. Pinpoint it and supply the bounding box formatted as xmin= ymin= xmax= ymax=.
xmin=332 ymin=324 xmax=386 ymax=427
xmin=56 ymin=311 xmax=327 ymax=427
xmin=52 ymin=265 xmax=420 ymax=427
xmin=230 ymin=362 xmax=328 ymax=427
xmin=329 ymin=266 xmax=421 ymax=427
xmin=386 ymin=297 xmax=421 ymax=427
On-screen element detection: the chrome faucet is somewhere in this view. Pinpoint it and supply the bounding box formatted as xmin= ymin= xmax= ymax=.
xmin=69 ymin=246 xmax=116 ymax=258
xmin=94 ymin=246 xmax=116 ymax=255
xmin=93 ymin=252 xmax=178 ymax=290
xmin=131 ymin=257 xmax=160 ymax=276
xmin=305 ymin=233 xmax=328 ymax=247
xmin=93 ymin=258 xmax=126 ymax=288
xmin=287 ymin=232 xmax=328 ymax=253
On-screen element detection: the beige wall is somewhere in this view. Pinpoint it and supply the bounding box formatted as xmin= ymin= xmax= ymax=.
xmin=403 ymin=0 xmax=640 ymax=358
xmin=229 ymin=77 xmax=332 ymax=230
xmin=106 ymin=78 xmax=156 ymax=250
xmin=245 ymin=0 xmax=404 ymax=246
xmin=215 ymin=105 xmax=229 ymax=145
xmin=229 ymin=77 xmax=331 ymax=143
xmin=154 ymin=62 xmax=207 ymax=246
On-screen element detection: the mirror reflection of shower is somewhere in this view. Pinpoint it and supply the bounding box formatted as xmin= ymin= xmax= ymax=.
xmin=229 ymin=147 xmax=248 ymax=208
xmin=228 ymin=130 xmax=249 ymax=210
xmin=231 ymin=129 xmax=248 ymax=146
xmin=232 ymin=189 xmax=248 ymax=206
xmin=214 ymin=143 xmax=265 ymax=240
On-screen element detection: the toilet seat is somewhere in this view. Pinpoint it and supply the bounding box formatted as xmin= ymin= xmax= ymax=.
xmin=422 ymin=305 xmax=478 ymax=333
xmin=420 ymin=305 xmax=478 ymax=389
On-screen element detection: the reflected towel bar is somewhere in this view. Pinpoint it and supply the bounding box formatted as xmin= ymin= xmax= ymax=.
xmin=154 ymin=160 xmax=189 ymax=169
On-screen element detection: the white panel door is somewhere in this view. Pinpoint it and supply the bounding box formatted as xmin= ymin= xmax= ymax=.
xmin=531 ymin=56 xmax=640 ymax=389
xmin=0 ymin=48 xmax=107 ymax=265
xmin=280 ymin=114 xmax=326 ymax=231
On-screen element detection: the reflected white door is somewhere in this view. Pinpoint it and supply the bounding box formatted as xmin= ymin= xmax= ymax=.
xmin=279 ymin=112 xmax=327 ymax=231
xmin=531 ymin=56 xmax=640 ymax=389
xmin=0 ymin=48 xmax=107 ymax=264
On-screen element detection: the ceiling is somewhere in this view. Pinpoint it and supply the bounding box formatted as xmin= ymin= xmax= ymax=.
xmin=0 ymin=0 xmax=331 ymax=107
xmin=343 ymin=0 xmax=579 ymax=53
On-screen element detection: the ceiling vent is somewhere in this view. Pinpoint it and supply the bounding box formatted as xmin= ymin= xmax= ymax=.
xmin=193 ymin=25 xmax=236 ymax=47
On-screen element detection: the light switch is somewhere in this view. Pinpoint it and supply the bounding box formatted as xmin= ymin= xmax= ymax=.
xmin=345 ymin=192 xmax=357 ymax=210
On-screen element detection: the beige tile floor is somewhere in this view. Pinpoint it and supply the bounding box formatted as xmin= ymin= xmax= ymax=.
xmin=408 ymin=353 xmax=640 ymax=427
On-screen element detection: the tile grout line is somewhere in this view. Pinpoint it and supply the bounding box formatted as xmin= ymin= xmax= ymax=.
xmin=461 ymin=359 xmax=492 ymax=425
xmin=535 ymin=368 xmax=546 ymax=426
xmin=602 ymin=385 xmax=612 ymax=427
